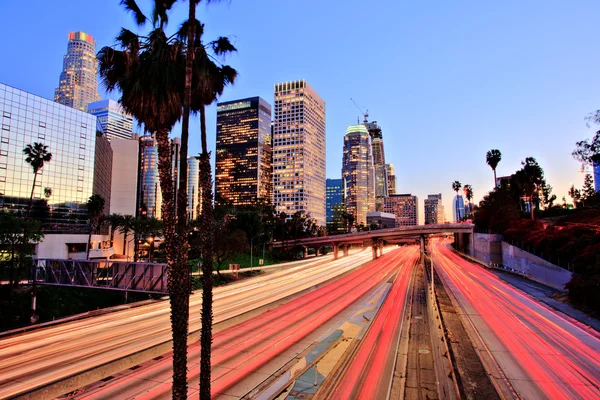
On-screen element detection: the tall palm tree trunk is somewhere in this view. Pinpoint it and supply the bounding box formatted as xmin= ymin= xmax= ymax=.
xmin=28 ymin=172 xmax=38 ymax=217
xmin=170 ymin=4 xmax=196 ymax=399
xmin=122 ymin=230 xmax=128 ymax=258
xmin=493 ymin=168 xmax=497 ymax=188
xmin=155 ymin=128 xmax=187 ymax=399
xmin=199 ymin=104 xmax=214 ymax=399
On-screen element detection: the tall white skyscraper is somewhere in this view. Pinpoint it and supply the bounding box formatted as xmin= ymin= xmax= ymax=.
xmin=54 ymin=32 xmax=100 ymax=112
xmin=273 ymin=80 xmax=326 ymax=225
xmin=88 ymin=99 xmax=134 ymax=140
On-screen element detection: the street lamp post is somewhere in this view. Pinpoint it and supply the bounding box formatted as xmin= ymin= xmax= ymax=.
xmin=250 ymin=233 xmax=265 ymax=271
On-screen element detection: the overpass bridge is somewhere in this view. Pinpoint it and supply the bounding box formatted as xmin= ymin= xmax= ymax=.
xmin=272 ymin=223 xmax=474 ymax=260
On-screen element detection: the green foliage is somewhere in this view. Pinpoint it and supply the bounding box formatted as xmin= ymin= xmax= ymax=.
xmin=0 ymin=213 xmax=44 ymax=288
xmin=486 ymin=149 xmax=502 ymax=171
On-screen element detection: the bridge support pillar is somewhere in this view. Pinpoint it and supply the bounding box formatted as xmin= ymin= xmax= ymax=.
xmin=372 ymin=241 xmax=379 ymax=260
xmin=303 ymin=247 xmax=308 ymax=259
xmin=343 ymin=244 xmax=348 ymax=257
xmin=420 ymin=235 xmax=426 ymax=264
xmin=333 ymin=244 xmax=339 ymax=260
xmin=379 ymin=240 xmax=384 ymax=257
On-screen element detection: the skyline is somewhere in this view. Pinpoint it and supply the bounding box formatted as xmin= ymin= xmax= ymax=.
xmin=1 ymin=1 xmax=599 ymax=222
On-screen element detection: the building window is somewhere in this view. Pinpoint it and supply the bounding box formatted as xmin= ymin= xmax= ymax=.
xmin=2 ymin=112 xmax=10 ymax=119
xmin=39 ymin=122 xmax=46 ymax=128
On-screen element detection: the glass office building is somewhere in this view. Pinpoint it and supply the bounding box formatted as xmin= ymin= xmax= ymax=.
xmin=273 ymin=80 xmax=326 ymax=225
xmin=88 ymin=99 xmax=134 ymax=140
xmin=342 ymin=124 xmax=375 ymax=226
xmin=54 ymin=32 xmax=101 ymax=112
xmin=0 ymin=83 xmax=99 ymax=232
xmin=137 ymin=134 xmax=180 ymax=219
xmin=215 ymin=96 xmax=272 ymax=206
xmin=326 ymin=178 xmax=343 ymax=223
xmin=453 ymin=195 xmax=466 ymax=222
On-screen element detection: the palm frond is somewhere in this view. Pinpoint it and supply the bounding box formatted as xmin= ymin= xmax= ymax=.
xmin=120 ymin=0 xmax=147 ymax=25
xmin=211 ymin=37 xmax=236 ymax=55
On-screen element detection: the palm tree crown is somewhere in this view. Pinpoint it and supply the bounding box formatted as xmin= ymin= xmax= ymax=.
xmin=23 ymin=142 xmax=53 ymax=216
xmin=486 ymin=149 xmax=502 ymax=187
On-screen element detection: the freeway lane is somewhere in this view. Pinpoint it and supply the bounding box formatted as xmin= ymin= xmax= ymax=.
xmin=70 ymin=247 xmax=416 ymax=399
xmin=329 ymin=247 xmax=419 ymax=399
xmin=433 ymin=241 xmax=600 ymax=400
xmin=0 ymin=249 xmax=371 ymax=399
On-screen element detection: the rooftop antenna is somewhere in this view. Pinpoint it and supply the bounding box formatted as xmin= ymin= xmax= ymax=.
xmin=350 ymin=98 xmax=369 ymax=124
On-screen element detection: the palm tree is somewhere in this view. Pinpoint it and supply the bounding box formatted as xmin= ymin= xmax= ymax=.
xmin=452 ymin=181 xmax=462 ymax=222
xmin=119 ymin=215 xmax=135 ymax=258
xmin=463 ymin=184 xmax=474 ymax=217
xmin=86 ymin=194 xmax=106 ymax=259
xmin=185 ymin=20 xmax=237 ymax=397
xmin=23 ymin=143 xmax=53 ymax=217
xmin=107 ymin=213 xmax=123 ymax=248
xmin=98 ymin=2 xmax=189 ymax=397
xmin=486 ymin=149 xmax=502 ymax=188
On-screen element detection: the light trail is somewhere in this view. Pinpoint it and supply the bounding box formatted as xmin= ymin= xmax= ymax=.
xmin=70 ymin=247 xmax=416 ymax=399
xmin=329 ymin=247 xmax=419 ymax=399
xmin=433 ymin=240 xmax=600 ymax=400
xmin=0 ymin=249 xmax=372 ymax=399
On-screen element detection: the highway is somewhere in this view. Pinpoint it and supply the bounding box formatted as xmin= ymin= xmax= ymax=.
xmin=66 ymin=247 xmax=418 ymax=399
xmin=0 ymin=249 xmax=372 ymax=399
xmin=433 ymin=241 xmax=600 ymax=400
xmin=328 ymin=247 xmax=419 ymax=399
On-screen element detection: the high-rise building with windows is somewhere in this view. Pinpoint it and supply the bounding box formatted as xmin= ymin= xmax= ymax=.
xmin=187 ymin=156 xmax=201 ymax=220
xmin=137 ymin=135 xmax=180 ymax=219
xmin=54 ymin=32 xmax=100 ymax=112
xmin=384 ymin=194 xmax=418 ymax=227
xmin=326 ymin=178 xmax=343 ymax=223
xmin=593 ymin=154 xmax=600 ymax=192
xmin=88 ymin=99 xmax=133 ymax=140
xmin=273 ymin=80 xmax=326 ymax=225
xmin=365 ymin=121 xmax=388 ymax=211
xmin=386 ymin=163 xmax=396 ymax=195
xmin=424 ymin=193 xmax=445 ymax=225
xmin=342 ymin=124 xmax=375 ymax=226
xmin=215 ymin=97 xmax=272 ymax=206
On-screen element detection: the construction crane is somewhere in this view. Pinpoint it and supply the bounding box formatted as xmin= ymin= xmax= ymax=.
xmin=350 ymin=98 xmax=369 ymax=124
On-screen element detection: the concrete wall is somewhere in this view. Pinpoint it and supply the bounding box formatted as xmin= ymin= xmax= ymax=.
xmin=470 ymin=233 xmax=503 ymax=265
xmin=465 ymin=233 xmax=572 ymax=291
xmin=109 ymin=137 xmax=139 ymax=216
xmin=501 ymin=242 xmax=572 ymax=291
xmin=36 ymin=234 xmax=109 ymax=259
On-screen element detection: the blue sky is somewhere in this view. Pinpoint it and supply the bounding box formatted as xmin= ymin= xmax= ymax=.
xmin=1 ymin=0 xmax=599 ymax=222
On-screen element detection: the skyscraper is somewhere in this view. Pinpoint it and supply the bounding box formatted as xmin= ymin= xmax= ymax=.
xmin=342 ymin=124 xmax=375 ymax=226
xmin=453 ymin=195 xmax=465 ymax=222
xmin=137 ymin=135 xmax=180 ymax=219
xmin=54 ymin=32 xmax=100 ymax=112
xmin=0 ymin=83 xmax=113 ymax=258
xmin=88 ymin=99 xmax=134 ymax=140
xmin=593 ymin=154 xmax=600 ymax=192
xmin=424 ymin=194 xmax=445 ymax=225
xmin=384 ymin=194 xmax=418 ymax=226
xmin=273 ymin=80 xmax=326 ymax=225
xmin=386 ymin=163 xmax=397 ymax=195
xmin=187 ymin=156 xmax=201 ymax=220
xmin=365 ymin=121 xmax=388 ymax=211
xmin=326 ymin=178 xmax=343 ymax=223
xmin=215 ymin=97 xmax=272 ymax=206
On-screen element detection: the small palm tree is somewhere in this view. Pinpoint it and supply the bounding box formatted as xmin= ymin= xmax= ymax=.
xmin=452 ymin=181 xmax=462 ymax=222
xmin=119 ymin=215 xmax=135 ymax=258
xmin=107 ymin=213 xmax=123 ymax=248
xmin=86 ymin=194 xmax=106 ymax=259
xmin=486 ymin=149 xmax=502 ymax=188
xmin=463 ymin=184 xmax=474 ymax=217
xmin=23 ymin=143 xmax=53 ymax=217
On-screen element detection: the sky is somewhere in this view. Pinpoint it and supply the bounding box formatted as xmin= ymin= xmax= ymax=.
xmin=1 ymin=0 xmax=599 ymax=223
